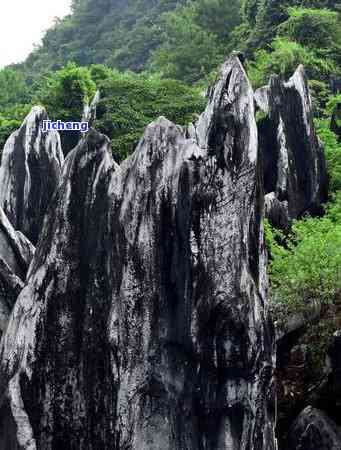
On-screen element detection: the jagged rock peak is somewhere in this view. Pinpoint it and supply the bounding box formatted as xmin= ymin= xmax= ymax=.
xmin=0 ymin=106 xmax=64 ymax=244
xmin=255 ymin=65 xmax=328 ymax=227
xmin=191 ymin=55 xmax=258 ymax=167
xmin=0 ymin=54 xmax=276 ymax=450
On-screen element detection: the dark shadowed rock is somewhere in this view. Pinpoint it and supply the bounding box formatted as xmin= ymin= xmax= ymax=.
xmin=0 ymin=208 xmax=34 ymax=338
xmin=0 ymin=57 xmax=275 ymax=449
xmin=285 ymin=406 xmax=341 ymax=450
xmin=255 ymin=66 xmax=328 ymax=227
xmin=0 ymin=106 xmax=64 ymax=244
xmin=327 ymin=331 xmax=341 ymax=403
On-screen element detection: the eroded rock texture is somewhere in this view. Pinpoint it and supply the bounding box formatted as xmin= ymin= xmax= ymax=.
xmin=255 ymin=66 xmax=328 ymax=227
xmin=285 ymin=406 xmax=341 ymax=450
xmin=0 ymin=106 xmax=64 ymax=244
xmin=0 ymin=130 xmax=118 ymax=450
xmin=0 ymin=56 xmax=275 ymax=449
xmin=0 ymin=208 xmax=34 ymax=338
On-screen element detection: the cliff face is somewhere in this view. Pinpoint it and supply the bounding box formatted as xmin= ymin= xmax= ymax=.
xmin=255 ymin=66 xmax=328 ymax=227
xmin=0 ymin=107 xmax=64 ymax=244
xmin=0 ymin=56 xmax=276 ymax=449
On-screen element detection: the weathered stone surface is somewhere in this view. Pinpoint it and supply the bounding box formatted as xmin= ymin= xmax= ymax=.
xmin=255 ymin=65 xmax=328 ymax=227
xmin=116 ymin=58 xmax=275 ymax=449
xmin=0 ymin=208 xmax=34 ymax=338
xmin=0 ymin=56 xmax=276 ymax=449
xmin=0 ymin=129 xmax=118 ymax=450
xmin=285 ymin=406 xmax=341 ymax=450
xmin=0 ymin=106 xmax=64 ymax=244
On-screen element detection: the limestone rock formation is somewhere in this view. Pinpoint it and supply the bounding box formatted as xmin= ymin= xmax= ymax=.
xmin=0 ymin=106 xmax=64 ymax=244
xmin=0 ymin=56 xmax=276 ymax=449
xmin=285 ymin=406 xmax=341 ymax=450
xmin=255 ymin=65 xmax=328 ymax=227
xmin=0 ymin=208 xmax=34 ymax=339
xmin=0 ymin=129 xmax=117 ymax=450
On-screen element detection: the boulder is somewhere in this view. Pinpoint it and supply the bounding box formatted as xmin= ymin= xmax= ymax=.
xmin=285 ymin=406 xmax=341 ymax=450
xmin=0 ymin=106 xmax=64 ymax=244
xmin=0 ymin=56 xmax=276 ymax=449
xmin=255 ymin=66 xmax=328 ymax=227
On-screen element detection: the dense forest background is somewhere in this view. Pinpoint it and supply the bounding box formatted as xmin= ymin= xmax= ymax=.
xmin=0 ymin=0 xmax=341 ymax=374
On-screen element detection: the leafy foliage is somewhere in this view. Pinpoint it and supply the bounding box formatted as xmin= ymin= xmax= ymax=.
xmin=92 ymin=68 xmax=205 ymax=160
xmin=22 ymin=0 xmax=188 ymax=76
xmin=316 ymin=119 xmax=341 ymax=192
xmin=150 ymin=6 xmax=224 ymax=83
xmin=0 ymin=105 xmax=31 ymax=152
xmin=248 ymin=38 xmax=337 ymax=88
xmin=0 ymin=68 xmax=30 ymax=108
xmin=278 ymin=7 xmax=341 ymax=52
xmin=266 ymin=116 xmax=341 ymax=316
xmin=266 ymin=201 xmax=341 ymax=313
xmin=33 ymin=62 xmax=97 ymax=122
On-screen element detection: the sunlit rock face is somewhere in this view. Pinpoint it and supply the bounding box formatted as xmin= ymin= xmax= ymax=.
xmin=0 ymin=57 xmax=275 ymax=449
xmin=0 ymin=208 xmax=34 ymax=339
xmin=0 ymin=106 xmax=64 ymax=244
xmin=255 ymin=66 xmax=328 ymax=228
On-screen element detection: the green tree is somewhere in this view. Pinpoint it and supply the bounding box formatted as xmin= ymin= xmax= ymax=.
xmin=248 ymin=38 xmax=337 ymax=87
xmin=0 ymin=68 xmax=30 ymax=109
xmin=150 ymin=6 xmax=224 ymax=83
xmin=33 ymin=62 xmax=96 ymax=122
xmin=278 ymin=7 xmax=341 ymax=66
xmin=0 ymin=104 xmax=31 ymax=153
xmin=91 ymin=67 xmax=205 ymax=160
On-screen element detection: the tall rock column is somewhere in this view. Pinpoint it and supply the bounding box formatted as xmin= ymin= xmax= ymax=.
xmin=115 ymin=55 xmax=275 ymax=449
xmin=0 ymin=106 xmax=64 ymax=244
xmin=255 ymin=66 xmax=328 ymax=227
xmin=0 ymin=130 xmax=119 ymax=449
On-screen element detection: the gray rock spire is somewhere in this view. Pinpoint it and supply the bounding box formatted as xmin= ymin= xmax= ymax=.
xmin=255 ymin=66 xmax=328 ymax=227
xmin=0 ymin=106 xmax=64 ymax=244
